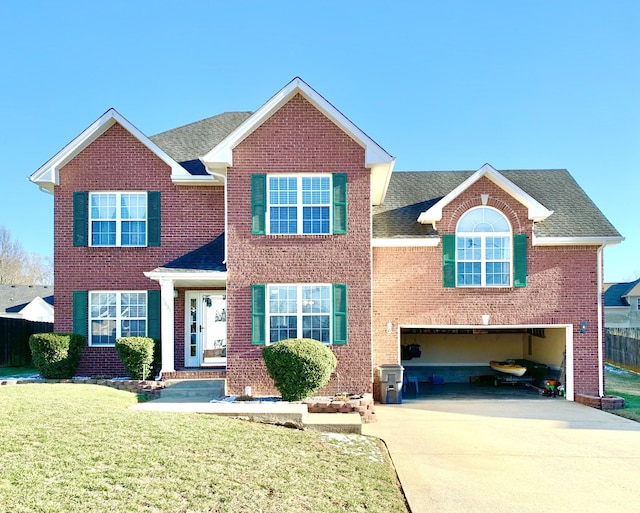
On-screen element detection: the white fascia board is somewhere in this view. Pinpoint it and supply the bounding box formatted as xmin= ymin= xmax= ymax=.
xmin=170 ymin=174 xmax=224 ymax=187
xmin=532 ymin=234 xmax=625 ymax=247
xmin=372 ymin=237 xmax=440 ymax=247
xmin=201 ymin=77 xmax=395 ymax=199
xmin=417 ymin=163 xmax=553 ymax=225
xmin=144 ymin=269 xmax=228 ymax=284
xmin=30 ymin=108 xmax=186 ymax=193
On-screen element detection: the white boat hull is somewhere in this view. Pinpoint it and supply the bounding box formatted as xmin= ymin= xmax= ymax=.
xmin=490 ymin=360 xmax=527 ymax=377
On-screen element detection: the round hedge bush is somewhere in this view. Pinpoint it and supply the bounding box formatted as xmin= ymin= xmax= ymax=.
xmin=262 ymin=338 xmax=337 ymax=401
xmin=115 ymin=336 xmax=156 ymax=380
xmin=29 ymin=333 xmax=85 ymax=379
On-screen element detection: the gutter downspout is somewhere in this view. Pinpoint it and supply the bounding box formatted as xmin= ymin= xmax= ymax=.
xmin=597 ymin=244 xmax=605 ymax=397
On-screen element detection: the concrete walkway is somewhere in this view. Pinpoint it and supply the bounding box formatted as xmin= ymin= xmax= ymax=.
xmin=363 ymin=399 xmax=640 ymax=513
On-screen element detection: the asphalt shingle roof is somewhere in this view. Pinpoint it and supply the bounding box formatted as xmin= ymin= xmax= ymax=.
xmin=150 ymin=112 xmax=252 ymax=175
xmin=159 ymin=235 xmax=226 ymax=272
xmin=373 ymin=170 xmax=621 ymax=240
xmin=0 ymin=284 xmax=54 ymax=313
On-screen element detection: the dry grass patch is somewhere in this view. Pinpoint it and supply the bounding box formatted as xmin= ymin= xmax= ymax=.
xmin=0 ymin=384 xmax=407 ymax=513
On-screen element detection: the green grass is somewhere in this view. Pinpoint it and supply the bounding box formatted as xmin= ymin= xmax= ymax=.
xmin=0 ymin=384 xmax=407 ymax=513
xmin=605 ymin=364 xmax=640 ymax=422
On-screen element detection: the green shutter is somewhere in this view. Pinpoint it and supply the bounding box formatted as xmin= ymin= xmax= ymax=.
xmin=513 ymin=233 xmax=527 ymax=287
xmin=442 ymin=234 xmax=456 ymax=288
xmin=147 ymin=191 xmax=161 ymax=247
xmin=332 ymin=284 xmax=348 ymax=345
xmin=72 ymin=290 xmax=88 ymax=339
xmin=73 ymin=192 xmax=88 ymax=247
xmin=147 ymin=290 xmax=161 ymax=340
xmin=251 ymin=284 xmax=266 ymax=345
xmin=332 ymin=173 xmax=347 ymax=234
xmin=251 ymin=174 xmax=266 ymax=235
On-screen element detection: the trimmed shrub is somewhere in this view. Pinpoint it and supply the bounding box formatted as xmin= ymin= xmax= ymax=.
xmin=262 ymin=338 xmax=337 ymax=401
xmin=115 ymin=337 xmax=155 ymax=380
xmin=29 ymin=333 xmax=84 ymax=379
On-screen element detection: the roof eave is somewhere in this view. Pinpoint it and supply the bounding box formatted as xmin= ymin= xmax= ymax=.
xmin=200 ymin=77 xmax=395 ymax=203
xmin=532 ymin=234 xmax=625 ymax=247
xmin=417 ymin=164 xmax=553 ymax=225
xmin=372 ymin=237 xmax=440 ymax=247
xmin=29 ymin=108 xmax=186 ymax=192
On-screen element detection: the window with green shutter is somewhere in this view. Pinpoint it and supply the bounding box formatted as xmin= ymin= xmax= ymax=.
xmin=251 ymin=175 xmax=267 ymax=235
xmin=332 ymin=173 xmax=347 ymax=234
xmin=147 ymin=290 xmax=161 ymax=340
xmin=73 ymin=192 xmax=88 ymax=247
xmin=251 ymin=284 xmax=266 ymax=345
xmin=253 ymin=283 xmax=348 ymax=345
xmin=72 ymin=290 xmax=88 ymax=338
xmin=444 ymin=207 xmax=526 ymax=288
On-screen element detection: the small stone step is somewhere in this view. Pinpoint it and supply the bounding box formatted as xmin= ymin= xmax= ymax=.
xmin=161 ymin=379 xmax=226 ymax=401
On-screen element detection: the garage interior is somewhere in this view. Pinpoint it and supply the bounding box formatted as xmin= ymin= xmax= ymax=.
xmin=399 ymin=326 xmax=568 ymax=400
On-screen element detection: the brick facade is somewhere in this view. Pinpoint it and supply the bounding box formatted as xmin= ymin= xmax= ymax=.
xmin=54 ymin=123 xmax=225 ymax=376
xmin=225 ymin=94 xmax=373 ymax=395
xmin=48 ymin=92 xmax=607 ymax=400
xmin=373 ymin=177 xmax=603 ymax=396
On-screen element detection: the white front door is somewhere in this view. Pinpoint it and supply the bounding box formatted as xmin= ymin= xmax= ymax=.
xmin=185 ymin=291 xmax=227 ymax=368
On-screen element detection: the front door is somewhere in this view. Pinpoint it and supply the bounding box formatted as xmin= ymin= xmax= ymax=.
xmin=185 ymin=291 xmax=227 ymax=368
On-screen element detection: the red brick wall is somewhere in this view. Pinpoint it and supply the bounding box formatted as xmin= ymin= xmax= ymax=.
xmin=373 ymin=176 xmax=603 ymax=396
xmin=54 ymin=123 xmax=225 ymax=376
xmin=225 ymin=94 xmax=373 ymax=396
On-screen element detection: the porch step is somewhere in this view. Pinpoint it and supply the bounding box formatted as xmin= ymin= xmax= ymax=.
xmin=161 ymin=379 xmax=226 ymax=402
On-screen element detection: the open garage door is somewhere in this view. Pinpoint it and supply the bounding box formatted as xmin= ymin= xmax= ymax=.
xmin=399 ymin=325 xmax=573 ymax=400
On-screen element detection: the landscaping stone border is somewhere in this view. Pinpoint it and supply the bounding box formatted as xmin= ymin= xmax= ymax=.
xmin=575 ymin=393 xmax=625 ymax=410
xmin=303 ymin=394 xmax=376 ymax=423
xmin=0 ymin=378 xmax=165 ymax=398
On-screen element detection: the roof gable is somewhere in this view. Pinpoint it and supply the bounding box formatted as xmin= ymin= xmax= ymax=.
xmin=604 ymin=278 xmax=640 ymax=307
xmin=417 ymin=163 xmax=553 ymax=226
xmin=29 ymin=109 xmax=186 ymax=193
xmin=200 ymin=77 xmax=395 ymax=205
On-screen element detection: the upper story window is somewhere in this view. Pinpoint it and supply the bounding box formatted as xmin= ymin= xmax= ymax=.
xmin=268 ymin=175 xmax=331 ymax=235
xmin=251 ymin=173 xmax=347 ymax=236
xmin=455 ymin=207 xmax=512 ymax=287
xmin=90 ymin=192 xmax=147 ymax=246
xmin=636 ymin=298 xmax=640 ymax=311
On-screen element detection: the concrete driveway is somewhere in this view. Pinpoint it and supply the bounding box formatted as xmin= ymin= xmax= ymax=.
xmin=363 ymin=399 xmax=640 ymax=513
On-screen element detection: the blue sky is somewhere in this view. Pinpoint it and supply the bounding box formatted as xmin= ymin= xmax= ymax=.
xmin=1 ymin=1 xmax=638 ymax=282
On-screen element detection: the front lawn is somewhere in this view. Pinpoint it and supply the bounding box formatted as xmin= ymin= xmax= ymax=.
xmin=605 ymin=364 xmax=640 ymax=422
xmin=0 ymin=384 xmax=408 ymax=513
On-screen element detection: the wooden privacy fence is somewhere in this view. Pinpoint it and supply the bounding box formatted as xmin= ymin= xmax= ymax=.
xmin=605 ymin=328 xmax=640 ymax=373
xmin=0 ymin=318 xmax=53 ymax=367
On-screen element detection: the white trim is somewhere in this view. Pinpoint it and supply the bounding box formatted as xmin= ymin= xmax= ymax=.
xmin=184 ymin=290 xmax=227 ymax=368
xmin=89 ymin=191 xmax=148 ymax=247
xmin=144 ymin=269 xmax=228 ymax=289
xmin=417 ymin=164 xmax=553 ymax=225
xmin=200 ymin=77 xmax=395 ymax=205
xmin=88 ymin=290 xmax=148 ymax=346
xmin=372 ymin=238 xmax=440 ymax=247
xmin=29 ymin=109 xmax=186 ymax=193
xmin=597 ymin=245 xmax=604 ymax=397
xmin=532 ymin=234 xmax=625 ymax=247
xmin=398 ymin=322 xmax=574 ymax=401
xmin=170 ymin=174 xmax=224 ymax=186
xmin=159 ymin=279 xmax=175 ymax=374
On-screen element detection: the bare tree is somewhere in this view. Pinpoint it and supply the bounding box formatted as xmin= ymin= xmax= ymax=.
xmin=0 ymin=225 xmax=53 ymax=285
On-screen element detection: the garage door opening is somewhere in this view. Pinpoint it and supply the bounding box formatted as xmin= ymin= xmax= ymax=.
xmin=399 ymin=325 xmax=573 ymax=400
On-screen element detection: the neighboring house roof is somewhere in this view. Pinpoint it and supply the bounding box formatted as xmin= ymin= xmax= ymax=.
xmin=604 ymin=278 xmax=640 ymax=307
xmin=0 ymin=284 xmax=54 ymax=322
xmin=150 ymin=112 xmax=252 ymax=175
xmin=373 ymin=168 xmax=623 ymax=245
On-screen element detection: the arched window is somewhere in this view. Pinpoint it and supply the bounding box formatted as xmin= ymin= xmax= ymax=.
xmin=455 ymin=207 xmax=512 ymax=287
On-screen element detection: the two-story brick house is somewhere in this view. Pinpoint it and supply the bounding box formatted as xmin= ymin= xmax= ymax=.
xmin=30 ymin=77 xmax=622 ymax=400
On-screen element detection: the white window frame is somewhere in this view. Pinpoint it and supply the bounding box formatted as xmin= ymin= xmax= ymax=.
xmin=455 ymin=206 xmax=512 ymax=288
xmin=266 ymin=174 xmax=332 ymax=235
xmin=89 ymin=191 xmax=148 ymax=247
xmin=266 ymin=284 xmax=332 ymax=345
xmin=89 ymin=291 xmax=148 ymax=346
